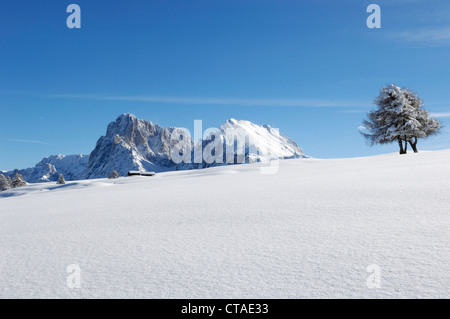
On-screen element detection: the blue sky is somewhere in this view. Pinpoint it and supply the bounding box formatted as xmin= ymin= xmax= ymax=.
xmin=1 ymin=0 xmax=450 ymax=171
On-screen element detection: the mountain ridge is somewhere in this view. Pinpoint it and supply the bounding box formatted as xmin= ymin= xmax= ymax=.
xmin=5 ymin=114 xmax=307 ymax=182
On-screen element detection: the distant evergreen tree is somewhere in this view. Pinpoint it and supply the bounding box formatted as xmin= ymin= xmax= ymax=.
xmin=11 ymin=173 xmax=27 ymax=188
xmin=0 ymin=174 xmax=11 ymax=191
xmin=108 ymin=170 xmax=119 ymax=179
xmin=361 ymin=84 xmax=441 ymax=154
xmin=57 ymin=174 xmax=66 ymax=185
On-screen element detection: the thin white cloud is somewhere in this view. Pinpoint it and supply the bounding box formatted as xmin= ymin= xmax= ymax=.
xmin=43 ymin=93 xmax=368 ymax=108
xmin=339 ymin=109 xmax=368 ymax=114
xmin=0 ymin=137 xmax=49 ymax=145
xmin=43 ymin=93 xmax=106 ymax=99
xmin=389 ymin=27 xmax=450 ymax=46
xmin=101 ymin=95 xmax=369 ymax=107
xmin=431 ymin=112 xmax=450 ymax=118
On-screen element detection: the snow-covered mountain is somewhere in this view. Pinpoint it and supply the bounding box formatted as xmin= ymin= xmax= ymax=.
xmin=86 ymin=114 xmax=306 ymax=178
xmin=220 ymin=118 xmax=304 ymax=162
xmin=86 ymin=113 xmax=194 ymax=178
xmin=5 ymin=114 xmax=306 ymax=182
xmin=5 ymin=155 xmax=88 ymax=183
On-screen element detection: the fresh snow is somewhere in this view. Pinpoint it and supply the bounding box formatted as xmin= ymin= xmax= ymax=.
xmin=0 ymin=150 xmax=449 ymax=298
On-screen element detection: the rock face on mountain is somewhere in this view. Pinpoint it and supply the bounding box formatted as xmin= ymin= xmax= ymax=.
xmin=5 ymin=114 xmax=306 ymax=182
xmin=86 ymin=114 xmax=193 ymax=178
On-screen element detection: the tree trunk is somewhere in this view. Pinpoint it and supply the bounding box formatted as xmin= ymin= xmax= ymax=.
xmin=409 ymin=137 xmax=418 ymax=153
xmin=404 ymin=139 xmax=408 ymax=153
xmin=398 ymin=138 xmax=406 ymax=154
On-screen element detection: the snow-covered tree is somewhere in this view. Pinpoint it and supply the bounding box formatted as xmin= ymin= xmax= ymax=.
xmin=0 ymin=174 xmax=11 ymax=191
xmin=361 ymin=84 xmax=441 ymax=154
xmin=11 ymin=173 xmax=27 ymax=188
xmin=57 ymin=174 xmax=66 ymax=185
xmin=108 ymin=170 xmax=119 ymax=179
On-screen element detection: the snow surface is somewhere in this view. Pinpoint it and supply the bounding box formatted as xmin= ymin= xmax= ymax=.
xmin=0 ymin=150 xmax=449 ymax=298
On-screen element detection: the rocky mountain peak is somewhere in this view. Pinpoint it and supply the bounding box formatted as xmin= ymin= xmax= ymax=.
xmin=6 ymin=114 xmax=306 ymax=182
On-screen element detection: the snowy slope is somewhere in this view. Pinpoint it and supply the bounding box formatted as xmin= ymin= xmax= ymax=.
xmin=1 ymin=150 xmax=449 ymax=298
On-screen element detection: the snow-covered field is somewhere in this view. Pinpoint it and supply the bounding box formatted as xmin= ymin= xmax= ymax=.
xmin=1 ymin=150 xmax=449 ymax=298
